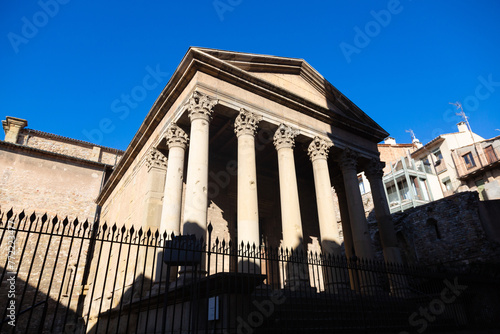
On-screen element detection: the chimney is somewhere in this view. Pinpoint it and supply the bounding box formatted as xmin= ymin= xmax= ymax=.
xmin=412 ymin=138 xmax=423 ymax=149
xmin=457 ymin=121 xmax=468 ymax=133
xmin=384 ymin=137 xmax=396 ymax=145
xmin=2 ymin=116 xmax=28 ymax=144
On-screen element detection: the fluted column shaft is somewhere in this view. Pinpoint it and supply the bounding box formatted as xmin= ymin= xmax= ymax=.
xmin=182 ymin=92 xmax=217 ymax=238
xmin=365 ymin=158 xmax=403 ymax=264
xmin=339 ymin=149 xmax=374 ymax=260
xmin=235 ymin=109 xmax=261 ymax=249
xmin=143 ymin=148 xmax=168 ymax=231
xmin=331 ymin=178 xmax=355 ymax=259
xmin=273 ymin=124 xmax=303 ymax=251
xmin=332 ymin=176 xmax=360 ymax=291
xmin=274 ymin=124 xmax=308 ymax=289
xmin=160 ymin=124 xmax=188 ymax=237
xmin=308 ymin=137 xmax=341 ymax=255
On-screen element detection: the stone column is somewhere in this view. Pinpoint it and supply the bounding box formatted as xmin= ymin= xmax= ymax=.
xmin=235 ymin=109 xmax=261 ymax=273
xmin=143 ymin=148 xmax=168 ymax=285
xmin=365 ymin=158 xmax=403 ymax=265
xmin=182 ymin=91 xmax=217 ymax=238
xmin=331 ymin=177 xmax=355 ymax=260
xmin=332 ymin=176 xmax=360 ymax=291
xmin=307 ymin=137 xmax=341 ymax=255
xmin=234 ymin=110 xmax=261 ymax=245
xmin=365 ymin=158 xmax=408 ymax=296
xmin=160 ymin=124 xmax=188 ymax=237
xmin=338 ymin=148 xmax=374 ymax=261
xmin=143 ymin=148 xmax=168 ymax=231
xmin=273 ymin=124 xmax=303 ymax=251
xmin=308 ymin=137 xmax=347 ymax=292
xmin=274 ymin=124 xmax=308 ymax=288
xmin=157 ymin=124 xmax=188 ymax=284
xmin=177 ymin=91 xmax=217 ymax=282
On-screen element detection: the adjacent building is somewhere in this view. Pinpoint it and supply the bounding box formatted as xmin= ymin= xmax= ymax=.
xmin=451 ymin=135 xmax=500 ymax=200
xmin=383 ymin=154 xmax=443 ymax=213
xmin=411 ymin=122 xmax=484 ymax=197
xmin=1 ymin=116 xmax=123 ymax=221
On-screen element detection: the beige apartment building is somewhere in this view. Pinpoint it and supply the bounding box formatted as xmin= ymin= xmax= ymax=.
xmin=411 ymin=122 xmax=484 ymax=197
xmin=451 ymin=135 xmax=500 ymax=200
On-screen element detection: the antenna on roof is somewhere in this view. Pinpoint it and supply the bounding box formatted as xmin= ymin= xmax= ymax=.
xmin=405 ymin=129 xmax=416 ymax=142
xmin=406 ymin=129 xmax=423 ymax=148
xmin=450 ymin=101 xmax=478 ymax=153
xmin=449 ymin=101 xmax=473 ymax=132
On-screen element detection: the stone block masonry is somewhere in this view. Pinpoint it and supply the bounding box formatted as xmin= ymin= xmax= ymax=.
xmin=1 ymin=118 xmax=123 ymax=222
xmin=366 ymin=191 xmax=500 ymax=266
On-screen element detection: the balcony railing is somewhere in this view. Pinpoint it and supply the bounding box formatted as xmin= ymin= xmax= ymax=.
xmin=455 ymin=150 xmax=500 ymax=178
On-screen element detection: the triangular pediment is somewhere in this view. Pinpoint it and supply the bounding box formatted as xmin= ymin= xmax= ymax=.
xmin=193 ymin=47 xmax=386 ymax=134
xmin=249 ymin=72 xmax=345 ymax=115
xmin=96 ymin=47 xmax=389 ymax=205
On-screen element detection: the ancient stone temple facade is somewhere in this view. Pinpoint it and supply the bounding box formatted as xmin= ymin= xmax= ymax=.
xmin=96 ymin=47 xmax=402 ymax=266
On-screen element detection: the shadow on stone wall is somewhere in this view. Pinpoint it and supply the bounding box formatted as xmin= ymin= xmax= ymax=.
xmin=0 ymin=266 xmax=79 ymax=333
xmin=366 ymin=192 xmax=500 ymax=268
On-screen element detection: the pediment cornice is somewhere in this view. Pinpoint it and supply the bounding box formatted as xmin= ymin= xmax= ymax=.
xmin=96 ymin=47 xmax=388 ymax=205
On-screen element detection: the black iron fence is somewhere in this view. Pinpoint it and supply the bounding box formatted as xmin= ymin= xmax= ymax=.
xmin=0 ymin=208 xmax=499 ymax=333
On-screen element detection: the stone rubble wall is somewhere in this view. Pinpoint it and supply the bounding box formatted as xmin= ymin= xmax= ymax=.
xmin=365 ymin=191 xmax=500 ymax=266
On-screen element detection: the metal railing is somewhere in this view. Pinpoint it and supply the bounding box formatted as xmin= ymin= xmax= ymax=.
xmin=455 ymin=151 xmax=500 ymax=179
xmin=0 ymin=208 xmax=498 ymax=333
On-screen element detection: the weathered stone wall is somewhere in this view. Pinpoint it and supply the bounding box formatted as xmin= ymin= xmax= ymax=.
xmin=0 ymin=211 xmax=91 ymax=333
xmin=0 ymin=146 xmax=104 ymax=222
xmin=17 ymin=129 xmax=122 ymax=165
xmin=366 ymin=191 xmax=500 ymax=266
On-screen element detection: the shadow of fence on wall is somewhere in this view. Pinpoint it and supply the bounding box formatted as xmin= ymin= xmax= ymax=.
xmin=0 ymin=208 xmax=499 ymax=333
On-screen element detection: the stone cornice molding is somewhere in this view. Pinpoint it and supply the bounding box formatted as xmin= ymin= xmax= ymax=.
xmin=0 ymin=140 xmax=112 ymax=168
xmin=187 ymin=91 xmax=218 ymax=122
xmin=365 ymin=158 xmax=385 ymax=180
xmin=146 ymin=147 xmax=167 ymax=171
xmin=339 ymin=147 xmax=359 ymax=172
xmin=165 ymin=124 xmax=188 ymax=150
xmin=2 ymin=116 xmax=27 ymax=133
xmin=234 ymin=109 xmax=261 ymax=137
xmin=307 ymin=136 xmax=332 ymax=162
xmin=273 ymin=124 xmax=299 ymax=150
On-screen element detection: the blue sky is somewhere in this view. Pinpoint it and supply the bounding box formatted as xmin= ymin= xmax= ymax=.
xmin=2 ymin=1 xmax=500 ymax=150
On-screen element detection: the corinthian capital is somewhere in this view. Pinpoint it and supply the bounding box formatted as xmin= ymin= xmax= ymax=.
xmin=307 ymin=137 xmax=332 ymax=162
xmin=187 ymin=91 xmax=218 ymax=122
xmin=338 ymin=147 xmax=358 ymax=171
xmin=234 ymin=109 xmax=261 ymax=137
xmin=165 ymin=124 xmax=188 ymax=150
xmin=365 ymin=157 xmax=385 ymax=180
xmin=273 ymin=124 xmax=299 ymax=150
xmin=146 ymin=147 xmax=167 ymax=171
